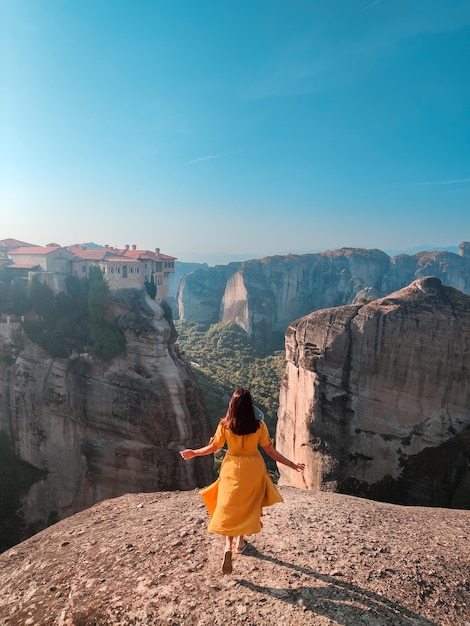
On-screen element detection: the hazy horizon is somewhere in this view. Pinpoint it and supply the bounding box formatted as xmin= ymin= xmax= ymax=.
xmin=1 ymin=234 xmax=461 ymax=267
xmin=1 ymin=1 xmax=469 ymax=263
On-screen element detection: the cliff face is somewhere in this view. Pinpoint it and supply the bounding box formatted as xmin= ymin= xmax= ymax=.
xmin=176 ymin=247 xmax=470 ymax=345
xmin=221 ymin=250 xmax=391 ymax=344
xmin=177 ymin=262 xmax=241 ymax=324
xmin=0 ymin=289 xmax=213 ymax=551
xmin=276 ymin=277 xmax=470 ymax=507
xmin=168 ymin=261 xmax=208 ymax=313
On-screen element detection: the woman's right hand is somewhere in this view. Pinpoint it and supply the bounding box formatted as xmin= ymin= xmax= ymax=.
xmin=293 ymin=462 xmax=305 ymax=471
xmin=180 ymin=449 xmax=196 ymax=460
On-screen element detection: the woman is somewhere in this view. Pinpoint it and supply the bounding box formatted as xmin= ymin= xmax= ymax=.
xmin=180 ymin=388 xmax=305 ymax=575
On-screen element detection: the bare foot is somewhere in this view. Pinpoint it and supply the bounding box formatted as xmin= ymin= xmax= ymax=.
xmin=222 ymin=550 xmax=232 ymax=575
xmin=235 ymin=540 xmax=248 ymax=554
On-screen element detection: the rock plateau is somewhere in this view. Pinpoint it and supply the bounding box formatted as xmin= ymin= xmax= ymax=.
xmin=0 ymin=489 xmax=468 ymax=625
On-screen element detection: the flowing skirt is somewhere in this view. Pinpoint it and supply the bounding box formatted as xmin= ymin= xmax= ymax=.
xmin=200 ymin=452 xmax=283 ymax=536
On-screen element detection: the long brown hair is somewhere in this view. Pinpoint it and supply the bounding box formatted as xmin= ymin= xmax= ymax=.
xmin=221 ymin=388 xmax=261 ymax=435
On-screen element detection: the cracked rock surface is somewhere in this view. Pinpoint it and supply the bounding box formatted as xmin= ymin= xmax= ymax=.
xmin=0 ymin=488 xmax=469 ymax=625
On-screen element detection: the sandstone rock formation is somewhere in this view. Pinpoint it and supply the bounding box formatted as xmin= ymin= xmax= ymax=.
xmin=168 ymin=261 xmax=208 ymax=313
xmin=177 ymin=262 xmax=241 ymax=324
xmin=0 ymin=290 xmax=213 ymax=552
xmin=276 ymin=277 xmax=470 ymax=508
xmin=0 ymin=489 xmax=468 ymax=625
xmin=175 ymin=246 xmax=470 ymax=347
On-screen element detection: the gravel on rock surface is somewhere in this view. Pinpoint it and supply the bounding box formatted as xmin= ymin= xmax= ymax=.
xmin=0 ymin=488 xmax=469 ymax=625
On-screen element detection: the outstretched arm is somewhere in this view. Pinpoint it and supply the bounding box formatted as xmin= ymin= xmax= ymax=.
xmin=262 ymin=444 xmax=305 ymax=471
xmin=180 ymin=442 xmax=220 ymax=460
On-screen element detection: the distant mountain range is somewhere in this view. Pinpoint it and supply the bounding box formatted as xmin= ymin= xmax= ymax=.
xmin=384 ymin=245 xmax=459 ymax=256
xmin=173 ymin=245 xmax=470 ymax=349
xmin=178 ymin=245 xmax=460 ymax=267
xmin=69 ymin=242 xmax=104 ymax=249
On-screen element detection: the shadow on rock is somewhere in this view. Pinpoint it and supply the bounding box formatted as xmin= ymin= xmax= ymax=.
xmin=237 ymin=546 xmax=437 ymax=626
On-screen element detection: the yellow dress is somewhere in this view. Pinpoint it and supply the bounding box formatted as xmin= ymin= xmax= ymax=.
xmin=199 ymin=421 xmax=283 ymax=536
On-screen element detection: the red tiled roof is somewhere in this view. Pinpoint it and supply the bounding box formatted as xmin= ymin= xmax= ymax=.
xmin=116 ymin=248 xmax=177 ymax=261
xmin=6 ymin=262 xmax=40 ymax=270
xmin=116 ymin=249 xmax=158 ymax=261
xmin=157 ymin=253 xmax=177 ymax=261
xmin=0 ymin=238 xmax=38 ymax=250
xmin=9 ymin=246 xmax=61 ymax=255
xmin=69 ymin=248 xmax=120 ymax=260
xmin=69 ymin=248 xmax=139 ymax=263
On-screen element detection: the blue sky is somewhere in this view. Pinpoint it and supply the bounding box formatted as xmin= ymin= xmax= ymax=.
xmin=1 ymin=0 xmax=469 ymax=264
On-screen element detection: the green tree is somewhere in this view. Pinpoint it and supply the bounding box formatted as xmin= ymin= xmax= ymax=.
xmin=90 ymin=320 xmax=125 ymax=362
xmin=7 ymin=280 xmax=30 ymax=315
xmin=3 ymin=268 xmax=125 ymax=362
xmin=87 ymin=265 xmax=125 ymax=362
xmin=30 ymin=277 xmax=54 ymax=320
xmin=144 ymin=272 xmax=157 ymax=300
xmin=87 ymin=265 xmax=109 ymax=323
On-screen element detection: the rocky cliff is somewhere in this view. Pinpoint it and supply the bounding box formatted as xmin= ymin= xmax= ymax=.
xmin=177 ymin=262 xmax=241 ymax=324
xmin=276 ymin=277 xmax=470 ymax=508
xmin=0 ymin=289 xmax=213 ymax=552
xmin=168 ymin=261 xmax=209 ymax=313
xmin=176 ymin=246 xmax=470 ymax=346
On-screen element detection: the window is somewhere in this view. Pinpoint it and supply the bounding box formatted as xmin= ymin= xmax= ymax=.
xmin=82 ymin=265 xmax=86 ymax=273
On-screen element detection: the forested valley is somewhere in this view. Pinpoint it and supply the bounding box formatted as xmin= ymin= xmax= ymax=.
xmin=174 ymin=320 xmax=285 ymax=434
